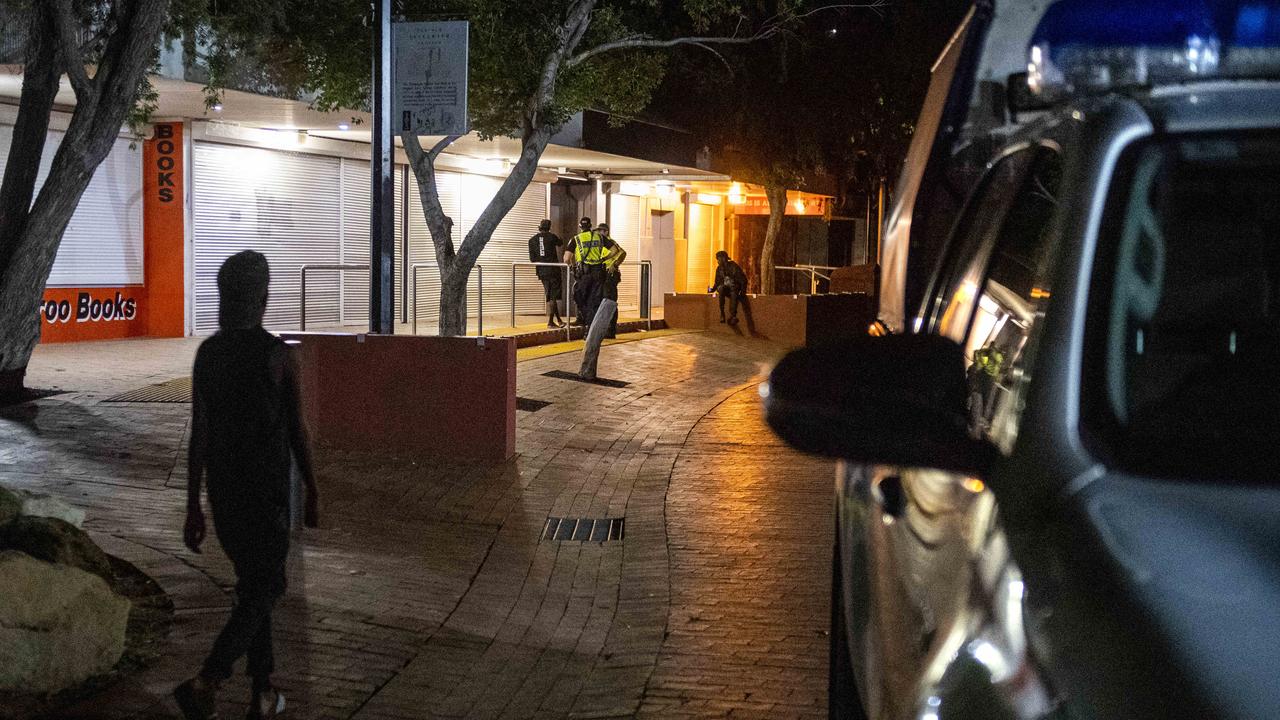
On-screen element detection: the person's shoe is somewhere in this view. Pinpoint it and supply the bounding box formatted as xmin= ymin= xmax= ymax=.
xmin=174 ymin=677 xmax=218 ymax=720
xmin=547 ymin=321 xmax=559 ymax=329
xmin=728 ymin=316 xmax=739 ymax=326
xmin=246 ymin=688 xmax=286 ymax=719
xmin=718 ymin=316 xmax=726 ymax=323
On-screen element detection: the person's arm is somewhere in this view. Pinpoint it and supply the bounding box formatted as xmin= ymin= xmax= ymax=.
xmin=605 ymin=240 xmax=626 ymax=271
xmin=562 ymin=237 xmax=576 ymax=266
xmin=529 ymin=236 xmax=538 ymax=263
xmin=184 ymin=372 xmax=209 ymax=553
xmin=281 ymin=346 xmax=320 ymax=527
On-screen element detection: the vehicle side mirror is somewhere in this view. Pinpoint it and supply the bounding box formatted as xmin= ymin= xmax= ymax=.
xmin=1006 ymin=72 xmax=1055 ymax=118
xmin=764 ymin=334 xmax=1000 ymax=478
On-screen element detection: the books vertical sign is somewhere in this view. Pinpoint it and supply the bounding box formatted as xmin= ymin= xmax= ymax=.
xmin=393 ymin=21 xmax=469 ymax=136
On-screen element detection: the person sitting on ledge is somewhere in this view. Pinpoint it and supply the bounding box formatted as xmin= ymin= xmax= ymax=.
xmin=709 ymin=250 xmax=748 ymax=325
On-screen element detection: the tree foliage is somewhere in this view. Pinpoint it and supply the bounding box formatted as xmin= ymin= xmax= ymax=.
xmin=183 ymin=0 xmax=805 ymax=335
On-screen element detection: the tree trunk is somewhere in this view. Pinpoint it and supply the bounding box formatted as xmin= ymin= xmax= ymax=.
xmin=0 ymin=0 xmax=170 ymax=401
xmin=760 ymin=183 xmax=787 ymax=295
xmin=437 ymin=263 xmax=469 ymax=336
xmin=403 ymin=0 xmax=591 ymax=336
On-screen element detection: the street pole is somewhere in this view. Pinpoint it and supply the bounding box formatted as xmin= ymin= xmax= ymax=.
xmin=370 ymin=0 xmax=395 ymax=334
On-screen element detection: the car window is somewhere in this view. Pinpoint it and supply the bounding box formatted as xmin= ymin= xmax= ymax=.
xmin=948 ymin=147 xmax=1063 ymax=446
xmin=926 ymin=148 xmax=1036 ymax=335
xmin=1084 ymin=134 xmax=1280 ymax=482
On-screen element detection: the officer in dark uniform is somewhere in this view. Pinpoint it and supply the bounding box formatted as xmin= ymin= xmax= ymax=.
xmin=564 ymin=217 xmax=625 ymax=329
xmin=596 ymin=223 xmax=624 ymax=338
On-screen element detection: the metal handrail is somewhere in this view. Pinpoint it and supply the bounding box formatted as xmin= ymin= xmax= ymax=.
xmin=401 ymin=258 xmax=654 ymax=338
xmin=410 ymin=263 xmax=485 ymax=337
xmin=299 ymin=264 xmax=370 ymax=331
xmin=511 ymin=261 xmax=573 ymax=342
xmin=774 ymin=265 xmax=823 ymax=294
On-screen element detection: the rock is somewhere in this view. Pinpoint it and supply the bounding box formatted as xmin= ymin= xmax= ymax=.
xmin=0 ymin=486 xmax=19 ymax=527
xmin=0 ymin=516 xmax=113 ymax=584
xmin=0 ymin=550 xmax=131 ymax=693
xmin=10 ymin=489 xmax=85 ymax=528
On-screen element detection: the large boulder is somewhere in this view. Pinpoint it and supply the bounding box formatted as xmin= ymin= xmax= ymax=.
xmin=9 ymin=489 xmax=86 ymax=528
xmin=0 ymin=550 xmax=131 ymax=693
xmin=0 ymin=516 xmax=113 ymax=583
xmin=0 ymin=486 xmax=19 ymax=526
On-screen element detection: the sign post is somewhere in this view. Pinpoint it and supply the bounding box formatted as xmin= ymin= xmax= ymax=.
xmin=393 ymin=21 xmax=469 ymax=136
xmin=370 ymin=0 xmax=395 ymax=334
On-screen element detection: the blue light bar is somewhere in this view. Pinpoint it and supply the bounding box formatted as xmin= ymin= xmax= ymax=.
xmin=1028 ymin=0 xmax=1222 ymax=97
xmin=1026 ymin=0 xmax=1280 ymax=98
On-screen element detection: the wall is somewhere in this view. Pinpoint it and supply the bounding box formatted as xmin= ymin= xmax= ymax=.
xmin=282 ymin=332 xmax=516 ymax=462
xmin=23 ymin=119 xmax=186 ymax=343
xmin=664 ymin=292 xmax=875 ymax=348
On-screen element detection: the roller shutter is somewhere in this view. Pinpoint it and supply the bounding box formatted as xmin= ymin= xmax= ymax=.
xmin=339 ymin=158 xmax=370 ymax=326
xmin=609 ymin=194 xmax=646 ymax=312
xmin=444 ymin=175 xmax=548 ymax=329
xmin=686 ymin=202 xmax=717 ymax=293
xmin=0 ymin=124 xmax=143 ymax=287
xmin=192 ymin=143 xmax=341 ymax=334
xmin=338 ymin=160 xmax=409 ymax=328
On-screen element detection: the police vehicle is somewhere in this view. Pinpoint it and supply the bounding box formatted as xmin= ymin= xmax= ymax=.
xmin=766 ymin=1 xmax=1280 ymax=718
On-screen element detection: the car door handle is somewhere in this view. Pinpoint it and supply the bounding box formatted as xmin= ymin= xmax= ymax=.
xmin=877 ymin=475 xmax=907 ymax=518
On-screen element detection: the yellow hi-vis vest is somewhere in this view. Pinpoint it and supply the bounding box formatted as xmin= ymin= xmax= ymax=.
xmin=574 ymin=231 xmax=611 ymax=265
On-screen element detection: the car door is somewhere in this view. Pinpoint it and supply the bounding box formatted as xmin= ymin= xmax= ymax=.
xmin=856 ymin=144 xmax=1064 ymax=720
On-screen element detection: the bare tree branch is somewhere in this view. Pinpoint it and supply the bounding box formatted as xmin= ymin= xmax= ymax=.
xmin=428 ymin=134 xmax=461 ymax=161
xmin=567 ymin=33 xmax=772 ymax=69
xmin=568 ymin=1 xmax=890 ymax=69
xmin=49 ymin=0 xmax=94 ymax=101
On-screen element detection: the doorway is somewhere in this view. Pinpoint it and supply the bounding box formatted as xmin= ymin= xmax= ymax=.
xmin=649 ymin=211 xmax=676 ymax=309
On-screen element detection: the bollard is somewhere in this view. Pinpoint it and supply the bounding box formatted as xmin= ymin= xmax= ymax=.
xmin=579 ymin=298 xmax=617 ymax=380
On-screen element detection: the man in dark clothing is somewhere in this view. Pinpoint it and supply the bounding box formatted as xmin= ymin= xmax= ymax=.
xmin=528 ymin=219 xmax=566 ymax=328
xmin=710 ymin=250 xmax=748 ymax=325
xmin=564 ymin=217 xmax=624 ymax=329
xmin=174 ymin=250 xmax=319 ymax=720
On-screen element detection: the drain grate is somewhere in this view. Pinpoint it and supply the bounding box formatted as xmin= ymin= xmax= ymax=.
xmin=516 ymin=397 xmax=552 ymax=413
xmin=103 ymin=377 xmax=192 ymax=403
xmin=542 ymin=517 xmax=625 ymax=543
xmin=541 ymin=370 xmax=629 ymax=388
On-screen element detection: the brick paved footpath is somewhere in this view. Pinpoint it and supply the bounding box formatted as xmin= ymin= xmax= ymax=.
xmin=1 ymin=332 xmax=833 ymax=719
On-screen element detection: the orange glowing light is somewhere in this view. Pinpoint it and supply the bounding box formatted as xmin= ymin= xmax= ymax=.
xmin=962 ymin=478 xmax=986 ymax=494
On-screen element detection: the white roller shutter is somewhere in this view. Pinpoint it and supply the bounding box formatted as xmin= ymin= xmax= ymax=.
xmin=455 ymin=175 xmax=549 ymax=328
xmin=192 ymin=143 xmax=341 ymax=334
xmin=340 ymin=158 xmax=370 ymax=326
xmin=609 ymin=194 xmax=645 ymax=313
xmin=686 ymin=202 xmax=716 ymax=293
xmin=337 ymin=160 xmax=410 ymax=327
xmin=0 ymin=124 xmax=143 ymax=286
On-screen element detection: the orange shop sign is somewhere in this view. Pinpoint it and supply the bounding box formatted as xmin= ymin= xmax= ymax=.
xmin=38 ymin=288 xmax=146 ymax=342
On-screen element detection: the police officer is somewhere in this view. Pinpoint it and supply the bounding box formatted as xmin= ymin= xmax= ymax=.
xmin=564 ymin=217 xmax=625 ymax=329
xmin=565 ymin=217 xmax=594 ymax=326
xmin=596 ymin=223 xmax=624 ymax=338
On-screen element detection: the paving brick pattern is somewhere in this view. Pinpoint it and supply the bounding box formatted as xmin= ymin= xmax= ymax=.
xmin=2 ymin=332 xmax=833 ymax=719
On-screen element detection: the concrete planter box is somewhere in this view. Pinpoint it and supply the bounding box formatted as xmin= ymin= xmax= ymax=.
xmin=664 ymin=292 xmax=875 ymax=348
xmin=281 ymin=333 xmax=516 ymax=462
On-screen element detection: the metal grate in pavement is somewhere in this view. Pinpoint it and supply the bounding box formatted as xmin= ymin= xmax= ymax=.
xmin=516 ymin=397 xmax=552 ymax=413
xmin=541 ymin=517 xmax=625 ymax=543
xmin=103 ymin=377 xmax=192 ymax=403
xmin=541 ymin=370 xmax=629 ymax=388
